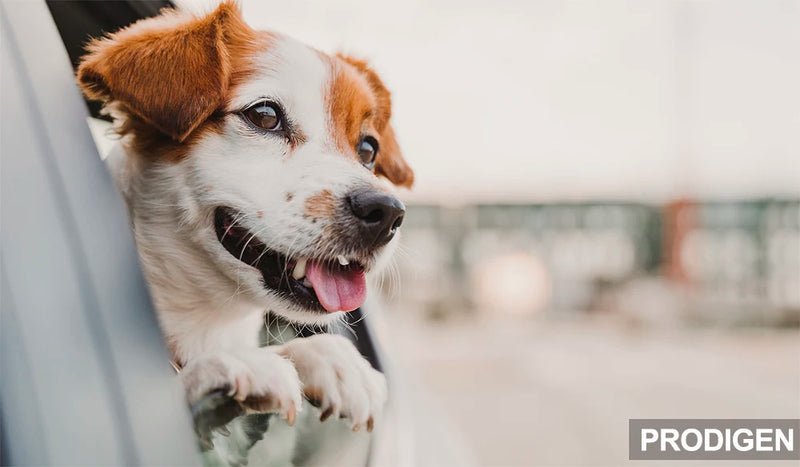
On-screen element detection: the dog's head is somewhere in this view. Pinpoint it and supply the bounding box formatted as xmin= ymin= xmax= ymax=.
xmin=77 ymin=2 xmax=413 ymax=323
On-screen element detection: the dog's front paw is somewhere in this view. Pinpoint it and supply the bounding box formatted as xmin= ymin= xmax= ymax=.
xmin=279 ymin=334 xmax=388 ymax=432
xmin=181 ymin=349 xmax=303 ymax=427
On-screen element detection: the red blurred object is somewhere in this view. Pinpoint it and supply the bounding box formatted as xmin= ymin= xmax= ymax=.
xmin=662 ymin=199 xmax=697 ymax=284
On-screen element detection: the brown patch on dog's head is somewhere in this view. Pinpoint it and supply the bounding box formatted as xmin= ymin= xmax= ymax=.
xmin=77 ymin=1 xmax=268 ymax=160
xmin=304 ymin=190 xmax=336 ymax=219
xmin=328 ymin=59 xmax=378 ymax=157
xmin=329 ymin=55 xmax=414 ymax=188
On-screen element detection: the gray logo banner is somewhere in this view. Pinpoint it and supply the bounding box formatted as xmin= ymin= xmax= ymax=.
xmin=629 ymin=419 xmax=800 ymax=460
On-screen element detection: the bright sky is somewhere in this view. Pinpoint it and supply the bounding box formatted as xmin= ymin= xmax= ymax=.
xmin=184 ymin=0 xmax=800 ymax=203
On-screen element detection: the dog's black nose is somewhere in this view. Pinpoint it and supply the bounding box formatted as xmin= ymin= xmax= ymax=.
xmin=347 ymin=189 xmax=405 ymax=248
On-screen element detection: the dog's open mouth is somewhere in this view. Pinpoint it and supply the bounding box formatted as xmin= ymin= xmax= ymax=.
xmin=214 ymin=207 xmax=366 ymax=313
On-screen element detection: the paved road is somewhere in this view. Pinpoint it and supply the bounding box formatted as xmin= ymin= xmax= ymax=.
xmin=382 ymin=314 xmax=800 ymax=466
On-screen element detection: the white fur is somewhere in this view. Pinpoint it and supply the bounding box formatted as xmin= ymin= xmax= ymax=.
xmin=278 ymin=334 xmax=388 ymax=430
xmin=123 ymin=36 xmax=392 ymax=360
xmin=113 ymin=33 xmax=393 ymax=441
xmin=180 ymin=347 xmax=302 ymax=415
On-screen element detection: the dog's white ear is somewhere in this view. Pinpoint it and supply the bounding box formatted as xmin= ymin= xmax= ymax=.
xmin=337 ymin=55 xmax=415 ymax=189
xmin=77 ymin=2 xmax=247 ymax=142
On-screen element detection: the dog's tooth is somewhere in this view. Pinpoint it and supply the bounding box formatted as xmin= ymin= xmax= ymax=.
xmin=292 ymin=258 xmax=307 ymax=280
xmin=302 ymin=277 xmax=312 ymax=287
xmin=337 ymin=255 xmax=349 ymax=266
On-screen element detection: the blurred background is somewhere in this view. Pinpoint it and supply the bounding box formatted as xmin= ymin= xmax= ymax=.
xmin=159 ymin=0 xmax=800 ymax=464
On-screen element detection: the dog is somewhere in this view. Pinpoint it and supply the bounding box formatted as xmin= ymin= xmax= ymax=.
xmin=76 ymin=1 xmax=413 ymax=461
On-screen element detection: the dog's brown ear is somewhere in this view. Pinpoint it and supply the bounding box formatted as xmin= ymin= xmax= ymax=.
xmin=77 ymin=3 xmax=245 ymax=142
xmin=338 ymin=55 xmax=414 ymax=189
xmin=374 ymin=124 xmax=414 ymax=188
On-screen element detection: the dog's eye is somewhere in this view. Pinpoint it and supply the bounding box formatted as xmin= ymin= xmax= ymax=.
xmin=242 ymin=101 xmax=282 ymax=131
xmin=356 ymin=137 xmax=378 ymax=169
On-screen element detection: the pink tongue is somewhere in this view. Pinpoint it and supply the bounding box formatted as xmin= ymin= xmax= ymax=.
xmin=306 ymin=261 xmax=367 ymax=312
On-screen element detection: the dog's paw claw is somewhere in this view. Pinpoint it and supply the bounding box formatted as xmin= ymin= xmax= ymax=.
xmin=280 ymin=334 xmax=388 ymax=432
xmin=320 ymin=406 xmax=334 ymax=422
xmin=181 ymin=348 xmax=303 ymax=440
